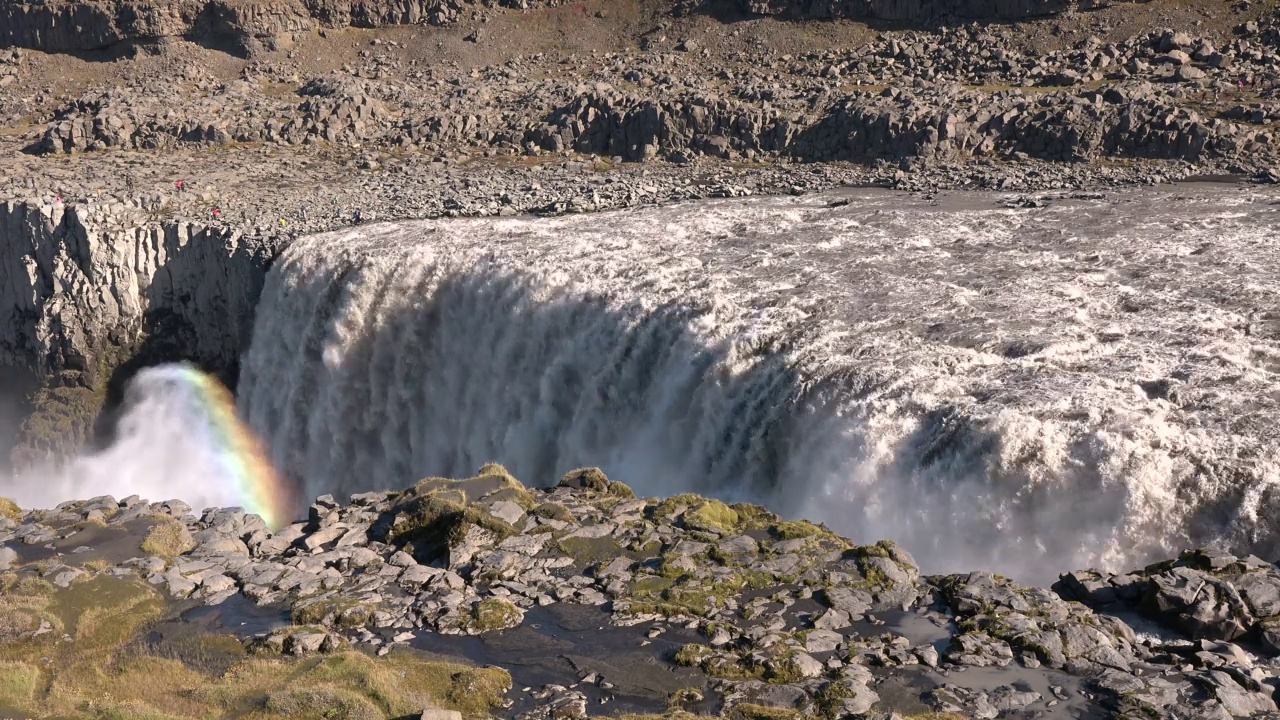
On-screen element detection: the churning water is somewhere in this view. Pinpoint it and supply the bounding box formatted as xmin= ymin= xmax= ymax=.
xmin=232 ymin=185 xmax=1280 ymax=579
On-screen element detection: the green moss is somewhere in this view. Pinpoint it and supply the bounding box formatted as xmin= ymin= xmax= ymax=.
xmin=772 ymin=520 xmax=820 ymax=540
xmin=731 ymin=503 xmax=779 ymax=529
xmin=683 ymin=500 xmax=739 ymax=534
xmin=533 ymin=502 xmax=575 ymax=523
xmin=633 ymin=538 xmax=663 ymax=556
xmin=626 ymin=576 xmax=741 ymax=619
xmin=471 ymin=597 xmax=522 ymax=632
xmin=140 ymin=518 xmax=194 ymax=558
xmin=668 ymin=687 xmax=705 ymax=708
xmin=860 ymin=563 xmax=890 ymax=590
xmin=0 ymin=497 xmax=21 ymax=522
xmin=556 ymin=536 xmax=621 ymax=565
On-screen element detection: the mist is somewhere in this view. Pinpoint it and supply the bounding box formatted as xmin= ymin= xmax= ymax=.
xmin=0 ymin=366 xmax=266 ymax=518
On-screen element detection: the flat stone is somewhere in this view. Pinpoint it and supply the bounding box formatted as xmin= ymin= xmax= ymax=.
xmin=487 ymin=500 xmax=525 ymax=525
xmin=717 ymin=534 xmax=759 ymax=556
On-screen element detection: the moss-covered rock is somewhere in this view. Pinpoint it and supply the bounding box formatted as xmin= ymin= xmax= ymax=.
xmin=291 ymin=598 xmax=375 ymax=628
xmin=470 ymin=597 xmax=523 ymax=632
xmin=608 ymin=480 xmax=636 ymax=498
xmin=533 ymin=502 xmax=575 ymax=523
xmin=672 ymin=643 xmax=712 ymax=667
xmin=392 ymin=488 xmax=516 ymax=552
xmin=559 ymin=466 xmax=611 ymax=492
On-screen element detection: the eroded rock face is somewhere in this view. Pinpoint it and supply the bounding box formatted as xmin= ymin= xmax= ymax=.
xmin=0 ymin=199 xmax=275 ymax=459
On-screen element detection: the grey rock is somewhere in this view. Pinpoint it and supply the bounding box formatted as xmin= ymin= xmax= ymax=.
xmin=419 ymin=710 xmax=463 ymax=720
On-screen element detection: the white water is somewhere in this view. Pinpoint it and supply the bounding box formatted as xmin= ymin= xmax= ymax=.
xmin=231 ymin=185 xmax=1280 ymax=579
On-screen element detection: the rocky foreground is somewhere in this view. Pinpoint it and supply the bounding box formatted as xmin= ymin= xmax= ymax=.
xmin=4 ymin=466 xmax=1280 ymax=719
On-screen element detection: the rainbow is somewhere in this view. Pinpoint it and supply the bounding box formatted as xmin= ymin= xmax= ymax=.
xmin=164 ymin=364 xmax=294 ymax=529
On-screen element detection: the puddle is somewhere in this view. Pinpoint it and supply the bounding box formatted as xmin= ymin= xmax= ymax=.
xmin=139 ymin=594 xmax=292 ymax=675
xmin=411 ymin=603 xmax=712 ymax=716
xmin=926 ymin=664 xmax=1108 ymax=719
xmin=7 ymin=517 xmax=156 ymax=568
xmin=847 ymin=608 xmax=955 ymax=654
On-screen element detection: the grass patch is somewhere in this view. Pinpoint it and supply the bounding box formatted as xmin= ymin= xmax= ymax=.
xmin=264 ymin=686 xmax=383 ymax=720
xmin=0 ymin=497 xmax=21 ymax=521
xmin=846 ymin=540 xmax=896 ymax=559
xmin=652 ymin=493 xmax=704 ymax=519
xmin=0 ymin=661 xmax=40 ymax=707
xmin=533 ymin=502 xmax=575 ymax=523
xmin=140 ymin=518 xmax=195 ymax=558
xmin=683 ymin=500 xmax=739 ymax=534
xmin=471 ymin=597 xmax=522 ymax=632
xmin=728 ymin=705 xmax=807 ymax=720
xmin=0 ymin=620 xmax=511 ymax=720
xmin=559 ymin=466 xmax=611 ymax=492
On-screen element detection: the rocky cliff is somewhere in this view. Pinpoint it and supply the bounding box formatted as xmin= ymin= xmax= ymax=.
xmin=0 ymin=0 xmax=570 ymax=54
xmin=0 ymin=199 xmax=273 ymax=458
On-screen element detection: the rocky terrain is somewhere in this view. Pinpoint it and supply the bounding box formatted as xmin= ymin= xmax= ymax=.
xmin=5 ymin=467 xmax=1280 ymax=719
